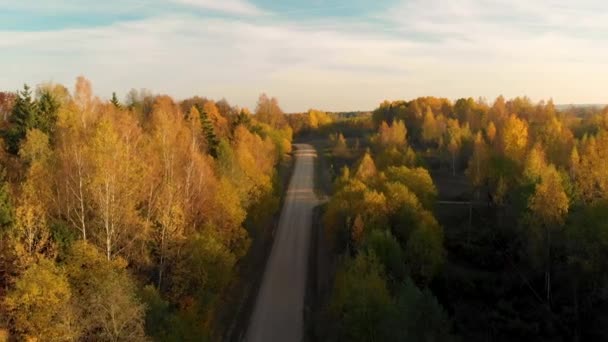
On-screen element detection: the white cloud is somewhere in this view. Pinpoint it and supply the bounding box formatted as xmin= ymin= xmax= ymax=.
xmin=1 ymin=1 xmax=608 ymax=111
xmin=171 ymin=0 xmax=265 ymax=16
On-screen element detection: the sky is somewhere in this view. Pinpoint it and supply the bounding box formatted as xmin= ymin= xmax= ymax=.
xmin=0 ymin=0 xmax=607 ymax=112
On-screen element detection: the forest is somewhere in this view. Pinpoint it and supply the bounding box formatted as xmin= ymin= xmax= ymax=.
xmin=1 ymin=76 xmax=608 ymax=342
xmin=0 ymin=77 xmax=292 ymax=341
xmin=303 ymin=97 xmax=608 ymax=341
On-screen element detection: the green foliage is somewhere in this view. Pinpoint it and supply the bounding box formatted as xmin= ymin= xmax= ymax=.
xmin=4 ymin=85 xmax=59 ymax=154
xmin=111 ymin=91 xmax=121 ymax=108
xmin=36 ymin=88 xmax=60 ymax=135
xmin=170 ymin=232 xmax=236 ymax=314
xmin=50 ymin=221 xmax=77 ymax=256
xmin=364 ymin=230 xmax=406 ymax=282
xmin=384 ymin=165 xmax=437 ymax=209
xmin=330 ymin=252 xmax=393 ymax=341
xmin=387 ymin=278 xmax=453 ymax=342
xmin=565 ymin=201 xmax=608 ymax=281
xmin=405 ymin=222 xmax=445 ymax=285
xmin=197 ymin=104 xmax=220 ymax=158
xmin=65 ymin=241 xmax=147 ymax=341
xmin=5 ymin=85 xmax=37 ymax=154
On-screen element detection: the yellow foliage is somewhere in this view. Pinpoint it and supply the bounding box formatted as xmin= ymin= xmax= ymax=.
xmin=4 ymin=259 xmax=78 ymax=341
xmin=529 ymin=165 xmax=569 ymax=227
xmin=523 ymin=143 xmax=547 ymax=183
xmin=377 ymin=120 xmax=407 ymax=147
xmin=501 ymin=114 xmax=528 ymax=163
xmin=308 ymin=109 xmax=332 ymax=128
xmin=354 ymin=152 xmax=378 ymax=182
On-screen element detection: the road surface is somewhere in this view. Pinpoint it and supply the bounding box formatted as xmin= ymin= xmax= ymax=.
xmin=246 ymin=144 xmax=318 ymax=342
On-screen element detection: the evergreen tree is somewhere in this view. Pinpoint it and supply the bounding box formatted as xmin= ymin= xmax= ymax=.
xmin=110 ymin=92 xmax=121 ymax=109
xmin=196 ymin=104 xmax=219 ymax=158
xmin=5 ymin=85 xmax=37 ymax=154
xmin=36 ymin=89 xmax=59 ymax=136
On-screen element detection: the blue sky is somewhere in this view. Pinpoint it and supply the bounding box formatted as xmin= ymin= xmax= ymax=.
xmin=0 ymin=0 xmax=607 ymax=112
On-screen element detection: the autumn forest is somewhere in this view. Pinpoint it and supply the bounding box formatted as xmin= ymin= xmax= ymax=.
xmin=1 ymin=77 xmax=608 ymax=342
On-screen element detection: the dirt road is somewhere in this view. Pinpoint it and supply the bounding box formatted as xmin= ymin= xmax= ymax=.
xmin=245 ymin=144 xmax=318 ymax=342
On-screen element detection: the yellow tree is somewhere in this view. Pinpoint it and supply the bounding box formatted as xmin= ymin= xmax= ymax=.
xmin=500 ymin=114 xmax=528 ymax=164
xmin=528 ymin=164 xmax=569 ymax=303
xmin=533 ymin=117 xmax=574 ymax=167
xmin=523 ymin=143 xmax=547 ymax=184
xmin=203 ymin=101 xmax=230 ymax=139
xmin=377 ymin=120 xmax=407 ymax=148
xmin=466 ymin=132 xmax=490 ymax=197
xmin=13 ymin=129 xmax=55 ymax=263
xmin=332 ymin=133 xmax=350 ymax=158
xmin=354 ymin=151 xmax=378 ymax=183
xmin=445 ymin=119 xmax=470 ymax=176
xmin=422 ymin=106 xmax=439 ymax=145
xmin=486 ymin=121 xmax=497 ymax=144
xmin=255 ymin=93 xmax=286 ymax=129
xmin=308 ymin=109 xmax=332 ymax=128
xmin=4 ymin=259 xmax=79 ymax=341
xmin=53 ymin=77 xmax=101 ymax=241
xmin=572 ymin=131 xmax=608 ymax=203
xmin=145 ymin=97 xmax=190 ymax=286
xmin=88 ymin=113 xmax=146 ymax=261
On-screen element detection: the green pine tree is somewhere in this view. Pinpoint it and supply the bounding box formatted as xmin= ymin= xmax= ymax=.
xmin=5 ymin=84 xmax=38 ymax=154
xmin=196 ymin=104 xmax=219 ymax=158
xmin=37 ymin=89 xmax=59 ymax=136
xmin=111 ymin=92 xmax=121 ymax=109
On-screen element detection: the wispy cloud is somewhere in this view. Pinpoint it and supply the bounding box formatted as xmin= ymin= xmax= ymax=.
xmin=171 ymin=0 xmax=266 ymax=16
xmin=0 ymin=0 xmax=607 ymax=111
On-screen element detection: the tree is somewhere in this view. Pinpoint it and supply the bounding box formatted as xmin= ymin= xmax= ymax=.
xmin=528 ymin=164 xmax=569 ymax=303
xmin=4 ymin=259 xmax=79 ymax=341
xmin=384 ymin=166 xmax=437 ymax=209
xmin=572 ymin=131 xmax=608 ymax=204
xmin=308 ymin=109 xmax=332 ymax=128
xmin=330 ymin=253 xmax=392 ymax=341
xmin=195 ymin=104 xmax=220 ymax=157
xmin=65 ymin=241 xmax=147 ymax=341
xmin=486 ymin=121 xmax=497 ymax=143
xmin=466 ymin=132 xmax=490 ymax=195
xmin=255 ymin=93 xmax=286 ymax=129
xmin=445 ymin=118 xmax=470 ymax=176
xmin=13 ymin=129 xmax=55 ymax=263
xmin=88 ymin=115 xmax=146 ymax=261
xmin=35 ymin=87 xmax=60 ymax=133
xmin=422 ymin=106 xmax=440 ymax=145
xmin=0 ymin=91 xmax=16 ymax=122
xmin=354 ymin=151 xmax=378 ymax=182
xmin=110 ymin=92 xmax=121 ymax=109
xmin=0 ymin=169 xmax=13 ymax=233
xmin=202 ymin=101 xmax=229 ymax=139
xmin=377 ymin=120 xmax=407 ymax=148
xmin=5 ymin=85 xmax=38 ymax=154
xmin=533 ymin=117 xmax=573 ymax=167
xmin=364 ymin=230 xmax=406 ymax=282
xmin=405 ymin=221 xmax=444 ymax=285
xmin=169 ymin=232 xmax=237 ymax=328
xmin=501 ymin=114 xmax=529 ymax=164
xmin=523 ymin=143 xmax=547 ymax=184
xmin=332 ymin=132 xmax=349 ymax=157
xmin=388 ymin=278 xmax=453 ymax=341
